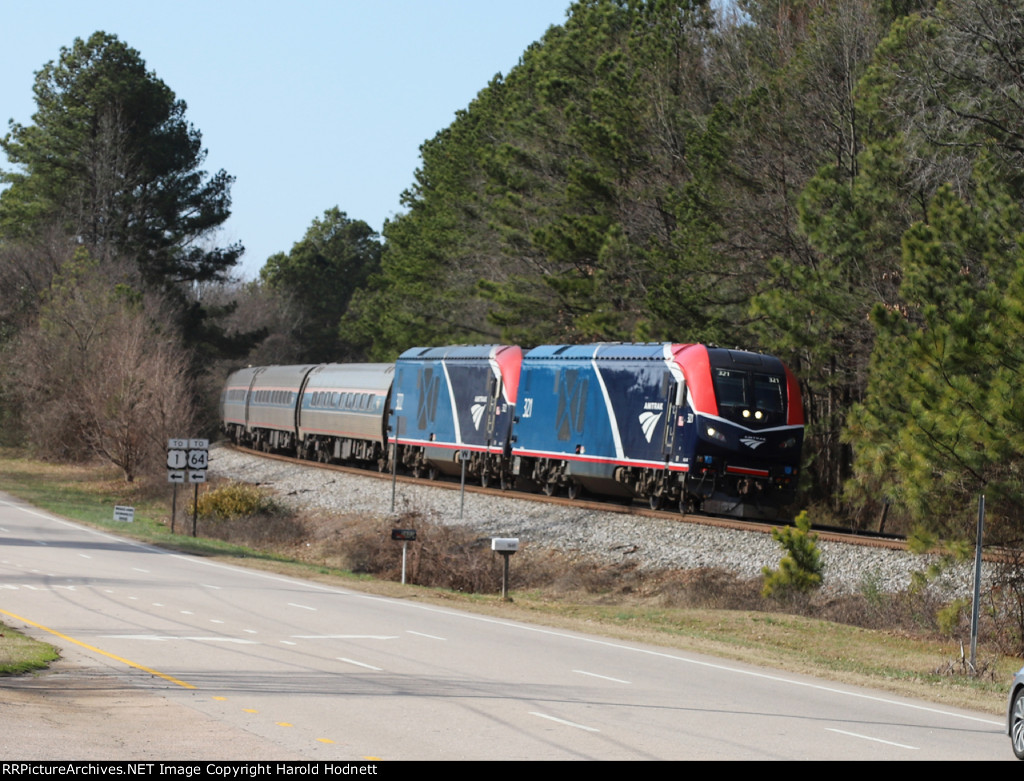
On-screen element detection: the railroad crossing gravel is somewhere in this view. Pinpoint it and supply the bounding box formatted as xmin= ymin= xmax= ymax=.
xmin=208 ymin=444 xmax=985 ymax=597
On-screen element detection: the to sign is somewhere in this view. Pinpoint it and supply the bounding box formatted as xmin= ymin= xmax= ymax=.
xmin=168 ymin=438 xmax=208 ymax=483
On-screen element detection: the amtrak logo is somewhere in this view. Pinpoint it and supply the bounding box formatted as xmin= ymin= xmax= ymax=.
xmin=639 ymin=411 xmax=663 ymax=443
xmin=740 ymin=436 xmax=766 ymax=449
xmin=471 ymin=403 xmax=486 ymax=430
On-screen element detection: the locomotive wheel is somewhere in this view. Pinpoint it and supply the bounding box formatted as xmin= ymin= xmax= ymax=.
xmin=680 ymin=496 xmax=699 ymax=515
xmin=567 ymin=481 xmax=582 ymax=501
xmin=428 ymin=465 xmax=440 ymax=481
xmin=542 ymin=481 xmax=558 ymax=497
xmin=480 ymin=470 xmax=489 ymax=488
xmin=499 ymin=473 xmax=512 ymax=491
xmin=649 ymin=493 xmax=664 ymax=511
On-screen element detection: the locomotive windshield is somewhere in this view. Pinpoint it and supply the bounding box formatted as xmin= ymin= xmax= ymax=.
xmin=712 ymin=368 xmax=786 ymax=427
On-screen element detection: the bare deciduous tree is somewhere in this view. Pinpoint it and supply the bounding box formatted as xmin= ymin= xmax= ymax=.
xmin=8 ymin=254 xmax=195 ymax=480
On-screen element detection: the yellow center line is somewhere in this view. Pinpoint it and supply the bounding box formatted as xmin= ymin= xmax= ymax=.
xmin=0 ymin=608 xmax=197 ymax=690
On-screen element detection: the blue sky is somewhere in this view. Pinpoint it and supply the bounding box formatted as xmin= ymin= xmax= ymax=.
xmin=2 ymin=1 xmax=573 ymax=278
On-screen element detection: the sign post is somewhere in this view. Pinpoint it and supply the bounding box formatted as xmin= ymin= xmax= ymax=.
xmin=188 ymin=439 xmax=208 ymax=537
xmin=167 ymin=438 xmax=187 ymax=533
xmin=168 ymin=438 xmax=207 ymax=536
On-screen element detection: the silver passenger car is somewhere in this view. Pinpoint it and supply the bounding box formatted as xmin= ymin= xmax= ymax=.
xmin=296 ymin=363 xmax=393 ymax=464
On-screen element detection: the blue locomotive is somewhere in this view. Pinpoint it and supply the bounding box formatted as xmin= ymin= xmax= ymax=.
xmin=221 ymin=343 xmax=804 ymax=519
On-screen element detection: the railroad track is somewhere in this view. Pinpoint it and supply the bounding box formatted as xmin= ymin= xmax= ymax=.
xmin=223 ymin=444 xmax=909 ymax=552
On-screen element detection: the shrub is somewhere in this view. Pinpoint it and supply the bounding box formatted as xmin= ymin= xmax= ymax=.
xmin=192 ymin=481 xmax=280 ymax=521
xmin=762 ymin=511 xmax=824 ymax=598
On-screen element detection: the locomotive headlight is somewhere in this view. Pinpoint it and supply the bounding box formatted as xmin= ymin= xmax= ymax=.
xmin=705 ymin=426 xmax=727 ymax=443
xmin=754 ymin=410 xmax=763 ymax=420
xmin=742 ymin=409 xmax=751 ymax=418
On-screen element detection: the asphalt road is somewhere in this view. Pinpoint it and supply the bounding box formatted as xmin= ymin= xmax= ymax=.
xmin=0 ymin=490 xmax=1011 ymax=761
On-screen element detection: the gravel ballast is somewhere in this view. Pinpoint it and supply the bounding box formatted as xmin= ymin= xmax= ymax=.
xmin=208 ymin=444 xmax=987 ymax=597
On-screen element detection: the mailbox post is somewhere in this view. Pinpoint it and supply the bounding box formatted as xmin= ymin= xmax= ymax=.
xmin=491 ymin=537 xmax=519 ymax=600
xmin=392 ymin=528 xmax=417 ymax=584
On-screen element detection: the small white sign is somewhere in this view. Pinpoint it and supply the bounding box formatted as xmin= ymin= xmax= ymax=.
xmin=113 ymin=506 xmax=135 ymax=523
xmin=188 ymin=470 xmax=207 ymax=484
xmin=168 ymin=470 xmax=185 ymax=483
xmin=189 ymin=438 xmax=209 ymax=450
xmin=168 ymin=438 xmax=188 ymax=450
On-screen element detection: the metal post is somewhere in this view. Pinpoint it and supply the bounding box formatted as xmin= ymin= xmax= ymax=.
xmin=170 ymin=484 xmax=177 ymax=534
xmin=970 ymin=494 xmax=985 ymax=670
xmin=401 ymin=541 xmax=408 ymax=585
xmin=501 ymin=552 xmax=511 ymax=601
xmin=460 ymin=452 xmax=467 ymax=520
xmin=192 ymin=483 xmax=199 ymax=537
xmin=390 ymin=443 xmax=398 ymax=513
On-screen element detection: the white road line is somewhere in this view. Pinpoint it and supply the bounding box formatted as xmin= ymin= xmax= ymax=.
xmin=407 ymin=630 xmax=446 ymax=640
xmin=291 ymin=635 xmax=397 ymax=640
xmin=338 ymin=657 xmax=382 ymax=671
xmin=827 ymin=728 xmax=919 ymax=750
xmin=101 ymin=635 xmax=258 ymax=644
xmin=530 ymin=712 xmax=600 ymax=732
xmin=288 ymin=602 xmax=316 ymax=611
xmin=573 ymin=669 xmax=630 ymax=684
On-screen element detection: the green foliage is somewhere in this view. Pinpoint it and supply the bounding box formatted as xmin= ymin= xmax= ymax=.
xmin=762 ymin=511 xmax=824 ymax=597
xmin=936 ymin=597 xmax=970 ymax=637
xmin=0 ymin=31 xmax=240 ymax=286
xmin=192 ymin=482 xmax=281 ymax=522
xmin=260 ymin=208 xmax=381 ymax=362
xmin=847 ymin=166 xmax=1024 ymax=540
